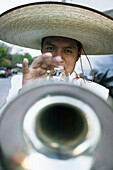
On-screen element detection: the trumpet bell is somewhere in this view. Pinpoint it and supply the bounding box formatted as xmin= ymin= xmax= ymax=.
xmin=0 ymin=82 xmax=113 ymax=170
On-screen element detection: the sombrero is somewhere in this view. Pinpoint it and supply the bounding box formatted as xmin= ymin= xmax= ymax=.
xmin=0 ymin=1 xmax=113 ymax=55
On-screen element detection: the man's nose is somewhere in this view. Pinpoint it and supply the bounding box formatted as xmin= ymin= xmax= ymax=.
xmin=55 ymin=48 xmax=63 ymax=59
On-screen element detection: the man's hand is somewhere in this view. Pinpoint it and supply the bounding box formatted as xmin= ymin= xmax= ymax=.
xmin=22 ymin=53 xmax=63 ymax=85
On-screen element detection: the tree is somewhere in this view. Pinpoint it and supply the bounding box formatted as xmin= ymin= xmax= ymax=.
xmin=0 ymin=42 xmax=12 ymax=53
xmin=0 ymin=42 xmax=34 ymax=68
xmin=11 ymin=53 xmax=34 ymax=67
xmin=22 ymin=53 xmax=34 ymax=65
xmin=1 ymin=59 xmax=11 ymax=67
xmin=0 ymin=46 xmax=11 ymax=67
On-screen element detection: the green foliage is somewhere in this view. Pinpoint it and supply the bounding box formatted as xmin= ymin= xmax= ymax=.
xmin=0 ymin=43 xmax=34 ymax=67
xmin=0 ymin=42 xmax=12 ymax=53
xmin=11 ymin=53 xmax=34 ymax=66
xmin=0 ymin=46 xmax=10 ymax=67
xmin=0 ymin=47 xmax=9 ymax=58
xmin=1 ymin=58 xmax=11 ymax=67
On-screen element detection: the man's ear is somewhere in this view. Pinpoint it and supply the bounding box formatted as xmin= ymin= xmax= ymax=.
xmin=76 ymin=48 xmax=82 ymax=62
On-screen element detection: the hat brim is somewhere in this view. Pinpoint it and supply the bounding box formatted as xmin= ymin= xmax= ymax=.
xmin=0 ymin=2 xmax=113 ymax=55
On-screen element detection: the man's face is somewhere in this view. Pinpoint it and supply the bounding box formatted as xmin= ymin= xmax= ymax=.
xmin=41 ymin=37 xmax=81 ymax=74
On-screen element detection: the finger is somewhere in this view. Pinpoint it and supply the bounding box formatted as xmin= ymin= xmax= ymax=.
xmin=40 ymin=56 xmax=63 ymax=69
xmin=32 ymin=54 xmax=63 ymax=70
xmin=22 ymin=58 xmax=29 ymax=75
xmin=50 ymin=70 xmax=55 ymax=76
xmin=36 ymin=68 xmax=47 ymax=76
xmin=28 ymin=67 xmax=47 ymax=79
xmin=31 ymin=53 xmax=52 ymax=68
xmin=40 ymin=62 xmax=58 ymax=70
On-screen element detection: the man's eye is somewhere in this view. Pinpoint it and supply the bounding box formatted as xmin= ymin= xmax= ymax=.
xmin=65 ymin=49 xmax=73 ymax=54
xmin=46 ymin=47 xmax=54 ymax=51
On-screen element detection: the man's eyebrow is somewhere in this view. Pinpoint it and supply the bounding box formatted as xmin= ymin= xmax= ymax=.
xmin=43 ymin=42 xmax=57 ymax=47
xmin=64 ymin=46 xmax=75 ymax=49
xmin=43 ymin=42 xmax=75 ymax=49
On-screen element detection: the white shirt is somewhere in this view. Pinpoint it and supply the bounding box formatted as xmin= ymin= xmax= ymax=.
xmin=6 ymin=73 xmax=109 ymax=103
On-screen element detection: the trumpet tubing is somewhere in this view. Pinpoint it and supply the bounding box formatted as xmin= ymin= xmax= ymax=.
xmin=0 ymin=82 xmax=113 ymax=170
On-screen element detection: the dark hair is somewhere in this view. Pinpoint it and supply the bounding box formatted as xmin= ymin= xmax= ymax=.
xmin=41 ymin=36 xmax=82 ymax=52
xmin=75 ymin=39 xmax=82 ymax=52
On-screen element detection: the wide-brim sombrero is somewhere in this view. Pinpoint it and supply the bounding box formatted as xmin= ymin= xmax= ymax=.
xmin=0 ymin=2 xmax=113 ymax=55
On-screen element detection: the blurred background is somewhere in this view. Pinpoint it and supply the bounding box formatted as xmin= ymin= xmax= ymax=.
xmin=0 ymin=0 xmax=113 ymax=108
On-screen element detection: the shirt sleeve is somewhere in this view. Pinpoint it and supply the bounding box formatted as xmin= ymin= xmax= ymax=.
xmin=72 ymin=79 xmax=109 ymax=100
xmin=6 ymin=74 xmax=22 ymax=103
xmin=6 ymin=75 xmax=109 ymax=104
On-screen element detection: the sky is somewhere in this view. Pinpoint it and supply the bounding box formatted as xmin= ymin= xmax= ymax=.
xmin=0 ymin=0 xmax=113 ymax=57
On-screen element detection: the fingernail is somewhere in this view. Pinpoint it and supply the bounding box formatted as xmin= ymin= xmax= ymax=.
xmin=44 ymin=53 xmax=52 ymax=57
xmin=23 ymin=58 xmax=28 ymax=63
xmin=23 ymin=58 xmax=27 ymax=61
xmin=55 ymin=56 xmax=62 ymax=62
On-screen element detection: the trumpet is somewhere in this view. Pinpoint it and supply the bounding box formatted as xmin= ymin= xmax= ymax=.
xmin=0 ymin=75 xmax=113 ymax=170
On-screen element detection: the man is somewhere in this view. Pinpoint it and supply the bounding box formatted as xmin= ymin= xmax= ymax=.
xmin=0 ymin=2 xmax=113 ymax=102
xmin=6 ymin=36 xmax=109 ymax=102
xmin=22 ymin=36 xmax=82 ymax=85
